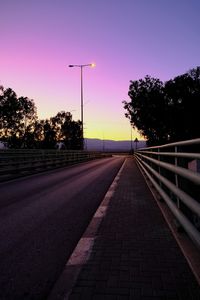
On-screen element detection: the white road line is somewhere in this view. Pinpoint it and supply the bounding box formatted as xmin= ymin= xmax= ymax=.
xmin=67 ymin=237 xmax=95 ymax=266
xmin=65 ymin=158 xmax=127 ymax=267
xmin=48 ymin=158 xmax=127 ymax=300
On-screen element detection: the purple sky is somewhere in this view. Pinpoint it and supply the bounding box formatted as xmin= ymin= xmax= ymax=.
xmin=1 ymin=0 xmax=200 ymax=140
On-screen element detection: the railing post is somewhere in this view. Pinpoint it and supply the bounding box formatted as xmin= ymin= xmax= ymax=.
xmin=174 ymin=146 xmax=180 ymax=209
xmin=158 ymin=147 xmax=161 ymax=186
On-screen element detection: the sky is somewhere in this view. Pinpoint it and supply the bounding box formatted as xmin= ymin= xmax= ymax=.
xmin=1 ymin=0 xmax=200 ymax=141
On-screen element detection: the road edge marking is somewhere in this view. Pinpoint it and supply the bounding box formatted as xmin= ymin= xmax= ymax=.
xmin=48 ymin=158 xmax=127 ymax=300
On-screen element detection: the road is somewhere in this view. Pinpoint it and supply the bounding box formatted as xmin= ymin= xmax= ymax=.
xmin=0 ymin=156 xmax=125 ymax=300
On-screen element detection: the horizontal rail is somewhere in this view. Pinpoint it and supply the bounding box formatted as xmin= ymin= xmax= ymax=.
xmin=136 ymin=156 xmax=200 ymax=248
xmin=0 ymin=149 xmax=111 ymax=182
xmin=138 ymin=151 xmax=200 ymax=160
xmin=137 ymin=152 xmax=200 ymax=185
xmin=135 ymin=156 xmax=200 ymax=217
xmin=139 ymin=137 xmax=200 ymax=150
xmin=135 ymin=138 xmax=200 ymax=249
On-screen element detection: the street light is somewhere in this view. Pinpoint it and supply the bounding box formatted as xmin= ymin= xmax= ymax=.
xmin=68 ymin=63 xmax=95 ymax=149
xmin=134 ymin=137 xmax=139 ymax=150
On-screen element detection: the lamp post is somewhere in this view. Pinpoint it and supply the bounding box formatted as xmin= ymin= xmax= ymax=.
xmin=68 ymin=63 xmax=95 ymax=149
xmin=134 ymin=137 xmax=139 ymax=150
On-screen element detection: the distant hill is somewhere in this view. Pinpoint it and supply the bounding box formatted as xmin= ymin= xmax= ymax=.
xmin=0 ymin=139 xmax=146 ymax=151
xmin=84 ymin=138 xmax=146 ymax=152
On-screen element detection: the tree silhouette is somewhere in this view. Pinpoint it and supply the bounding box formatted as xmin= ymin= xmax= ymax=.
xmin=123 ymin=76 xmax=168 ymax=145
xmin=123 ymin=67 xmax=200 ymax=145
xmin=51 ymin=111 xmax=82 ymax=149
xmin=0 ymin=87 xmax=37 ymax=148
xmin=165 ymin=67 xmax=200 ymax=142
xmin=0 ymin=86 xmax=83 ymax=149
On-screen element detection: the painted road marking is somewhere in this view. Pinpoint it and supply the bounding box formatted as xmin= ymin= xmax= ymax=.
xmin=48 ymin=158 xmax=127 ymax=300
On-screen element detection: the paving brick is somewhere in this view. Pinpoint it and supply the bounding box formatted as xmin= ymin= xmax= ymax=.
xmin=68 ymin=294 xmax=81 ymax=300
xmin=67 ymin=158 xmax=200 ymax=299
xmin=130 ymin=288 xmax=141 ymax=297
xmin=107 ymin=276 xmax=118 ymax=287
xmin=76 ymin=280 xmax=95 ymax=287
xmin=105 ymin=287 xmax=130 ymax=296
xmin=92 ymin=295 xmax=117 ymax=300
xmin=116 ymin=295 xmax=129 ymax=300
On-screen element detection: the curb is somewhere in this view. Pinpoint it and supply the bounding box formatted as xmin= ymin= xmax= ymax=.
xmin=48 ymin=159 xmax=127 ymax=300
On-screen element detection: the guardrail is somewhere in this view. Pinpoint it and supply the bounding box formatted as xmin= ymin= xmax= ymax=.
xmin=0 ymin=149 xmax=110 ymax=182
xmin=134 ymin=138 xmax=200 ymax=249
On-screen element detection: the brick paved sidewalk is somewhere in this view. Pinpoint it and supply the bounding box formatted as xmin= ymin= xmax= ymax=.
xmin=68 ymin=158 xmax=200 ymax=300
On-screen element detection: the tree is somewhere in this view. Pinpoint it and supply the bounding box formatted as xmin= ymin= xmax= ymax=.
xmin=0 ymin=85 xmax=83 ymax=149
xmin=51 ymin=111 xmax=82 ymax=149
xmin=0 ymin=87 xmax=37 ymax=148
xmin=31 ymin=111 xmax=82 ymax=150
xmin=42 ymin=119 xmax=57 ymax=149
xmin=123 ymin=76 xmax=169 ymax=145
xmin=62 ymin=119 xmax=82 ymax=149
xmin=123 ymin=67 xmax=200 ymax=145
xmin=164 ymin=67 xmax=200 ymax=142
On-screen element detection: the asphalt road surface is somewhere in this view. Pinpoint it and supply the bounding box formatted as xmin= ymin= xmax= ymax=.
xmin=0 ymin=156 xmax=125 ymax=300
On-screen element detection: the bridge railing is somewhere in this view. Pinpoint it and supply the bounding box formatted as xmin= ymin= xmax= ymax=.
xmin=0 ymin=149 xmax=110 ymax=182
xmin=134 ymin=138 xmax=200 ymax=249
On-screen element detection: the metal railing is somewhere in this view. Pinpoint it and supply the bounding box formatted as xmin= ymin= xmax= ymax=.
xmin=0 ymin=149 xmax=110 ymax=182
xmin=134 ymin=138 xmax=200 ymax=249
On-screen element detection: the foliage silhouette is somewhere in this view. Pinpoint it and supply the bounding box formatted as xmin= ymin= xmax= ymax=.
xmin=123 ymin=66 xmax=200 ymax=145
xmin=0 ymin=87 xmax=37 ymax=148
xmin=0 ymin=87 xmax=82 ymax=149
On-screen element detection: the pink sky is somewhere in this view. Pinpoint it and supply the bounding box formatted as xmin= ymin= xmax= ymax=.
xmin=1 ymin=0 xmax=200 ymax=140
